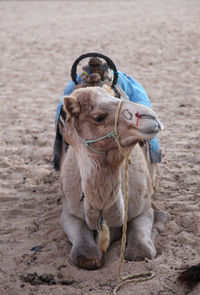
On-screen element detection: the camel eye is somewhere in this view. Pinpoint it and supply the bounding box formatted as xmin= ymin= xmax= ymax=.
xmin=93 ymin=114 xmax=108 ymax=123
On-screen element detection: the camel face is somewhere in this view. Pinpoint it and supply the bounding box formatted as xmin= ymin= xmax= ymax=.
xmin=63 ymin=87 xmax=162 ymax=154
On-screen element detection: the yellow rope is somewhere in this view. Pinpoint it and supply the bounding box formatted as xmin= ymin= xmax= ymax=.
xmin=113 ymin=100 xmax=155 ymax=294
xmin=114 ymin=100 xmax=131 ymax=163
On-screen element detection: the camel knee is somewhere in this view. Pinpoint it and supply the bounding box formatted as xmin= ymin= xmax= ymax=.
xmin=130 ymin=207 xmax=154 ymax=237
xmin=125 ymin=208 xmax=156 ymax=261
xmin=125 ymin=239 xmax=156 ymax=261
xmin=61 ymin=210 xmax=103 ymax=270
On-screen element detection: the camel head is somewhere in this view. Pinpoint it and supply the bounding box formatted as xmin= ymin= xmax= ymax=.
xmin=63 ymin=86 xmax=162 ymax=164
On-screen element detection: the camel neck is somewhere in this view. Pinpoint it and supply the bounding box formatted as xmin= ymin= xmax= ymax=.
xmin=83 ymin=160 xmax=121 ymax=210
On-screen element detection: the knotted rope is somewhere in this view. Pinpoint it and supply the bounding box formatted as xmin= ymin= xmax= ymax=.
xmin=113 ymin=100 xmax=155 ymax=295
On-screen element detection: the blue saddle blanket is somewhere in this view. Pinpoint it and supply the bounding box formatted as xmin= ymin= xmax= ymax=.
xmin=55 ymin=71 xmax=162 ymax=163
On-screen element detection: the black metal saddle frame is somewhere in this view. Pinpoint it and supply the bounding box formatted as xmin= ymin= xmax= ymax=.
xmin=71 ymin=52 xmax=118 ymax=89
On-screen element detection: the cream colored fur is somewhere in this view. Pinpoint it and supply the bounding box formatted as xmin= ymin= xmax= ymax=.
xmin=60 ymin=87 xmax=168 ymax=270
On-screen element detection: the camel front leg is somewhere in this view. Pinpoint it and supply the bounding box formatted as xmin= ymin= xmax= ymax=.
xmin=125 ymin=207 xmax=156 ymax=261
xmin=60 ymin=209 xmax=102 ymax=270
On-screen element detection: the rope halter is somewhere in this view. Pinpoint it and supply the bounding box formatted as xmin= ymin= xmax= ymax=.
xmin=78 ymin=130 xmax=116 ymax=154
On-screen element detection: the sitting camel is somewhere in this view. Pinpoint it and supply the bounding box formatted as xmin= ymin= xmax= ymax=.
xmin=60 ymin=86 xmax=167 ymax=270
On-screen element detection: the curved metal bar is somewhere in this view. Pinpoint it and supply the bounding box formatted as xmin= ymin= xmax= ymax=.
xmin=71 ymin=52 xmax=118 ymax=88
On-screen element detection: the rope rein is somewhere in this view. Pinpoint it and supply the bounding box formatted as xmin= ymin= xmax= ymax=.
xmin=113 ymin=100 xmax=155 ymax=295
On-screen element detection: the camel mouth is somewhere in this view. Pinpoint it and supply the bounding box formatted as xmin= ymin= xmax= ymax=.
xmin=120 ymin=130 xmax=159 ymax=147
xmin=137 ymin=129 xmax=160 ymax=139
xmin=119 ymin=117 xmax=162 ymax=147
xmin=135 ymin=117 xmax=163 ymax=137
xmin=134 ymin=125 xmax=161 ymax=140
xmin=138 ymin=125 xmax=161 ymax=135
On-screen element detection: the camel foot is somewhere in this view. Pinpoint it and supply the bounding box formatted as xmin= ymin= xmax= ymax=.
xmin=124 ymin=239 xmax=156 ymax=261
xmin=75 ymin=255 xmax=101 ymax=270
xmin=70 ymin=243 xmax=102 ymax=270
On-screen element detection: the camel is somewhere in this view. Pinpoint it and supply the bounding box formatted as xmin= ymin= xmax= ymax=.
xmin=60 ymin=85 xmax=167 ymax=270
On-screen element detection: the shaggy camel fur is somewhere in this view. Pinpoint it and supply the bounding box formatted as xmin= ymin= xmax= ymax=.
xmin=60 ymin=86 xmax=166 ymax=270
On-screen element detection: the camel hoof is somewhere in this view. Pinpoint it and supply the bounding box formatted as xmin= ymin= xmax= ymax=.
xmin=125 ymin=240 xmax=156 ymax=261
xmin=70 ymin=244 xmax=102 ymax=270
xmin=75 ymin=255 xmax=101 ymax=270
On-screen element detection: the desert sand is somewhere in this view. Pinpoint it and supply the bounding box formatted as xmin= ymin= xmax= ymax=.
xmin=0 ymin=1 xmax=199 ymax=294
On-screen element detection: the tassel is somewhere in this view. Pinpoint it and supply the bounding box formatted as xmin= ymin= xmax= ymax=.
xmin=97 ymin=222 xmax=110 ymax=253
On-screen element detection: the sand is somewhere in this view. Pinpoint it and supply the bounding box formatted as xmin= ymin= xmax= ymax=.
xmin=0 ymin=1 xmax=199 ymax=294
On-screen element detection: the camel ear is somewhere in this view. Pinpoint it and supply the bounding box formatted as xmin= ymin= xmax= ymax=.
xmin=63 ymin=96 xmax=80 ymax=116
